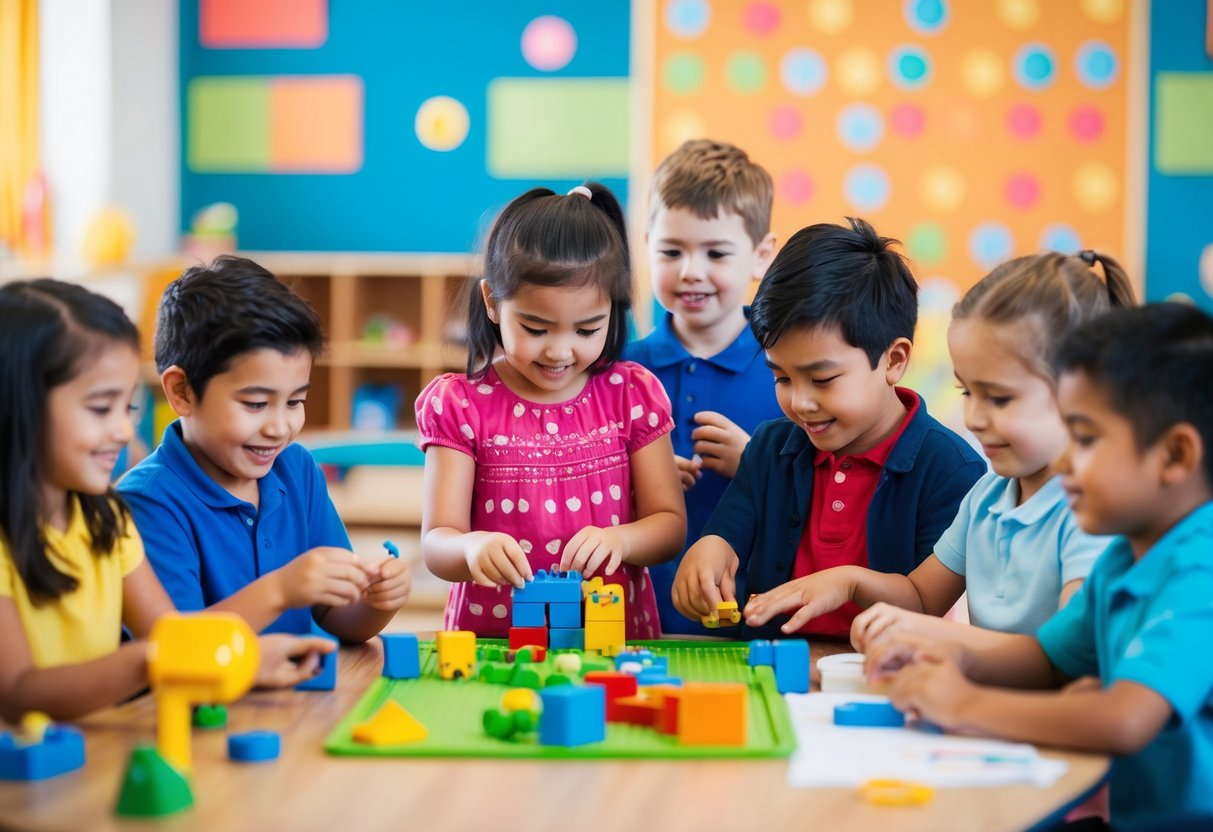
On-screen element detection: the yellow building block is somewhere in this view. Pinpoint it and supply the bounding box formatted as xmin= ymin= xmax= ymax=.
xmin=585 ymin=619 xmax=625 ymax=657
xmin=583 ymin=580 xmax=624 ymax=622
xmin=352 ymin=701 xmax=428 ymax=745
xmin=435 ymin=630 xmax=476 ymax=680
xmin=501 ymin=688 xmax=540 ymax=713
xmin=677 ymin=683 xmax=747 ymax=746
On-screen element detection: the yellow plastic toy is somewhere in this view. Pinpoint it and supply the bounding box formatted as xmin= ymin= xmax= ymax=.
xmin=583 ymin=579 xmax=625 ymax=656
xmin=701 ymin=600 xmax=741 ymax=629
xmin=858 ymin=778 xmax=935 ymax=807
xmin=352 ymin=701 xmax=427 ymax=746
xmin=18 ymin=712 xmax=52 ymax=744
xmin=147 ymin=613 xmax=259 ymax=773
xmin=435 ymin=630 xmax=476 ymax=680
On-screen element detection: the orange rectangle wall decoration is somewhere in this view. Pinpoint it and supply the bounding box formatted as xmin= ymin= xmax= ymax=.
xmin=270 ymin=76 xmax=363 ymax=173
xmin=200 ymin=0 xmax=327 ymax=48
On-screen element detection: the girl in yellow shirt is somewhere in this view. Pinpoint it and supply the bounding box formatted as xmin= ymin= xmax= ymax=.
xmin=0 ymin=279 xmax=333 ymax=721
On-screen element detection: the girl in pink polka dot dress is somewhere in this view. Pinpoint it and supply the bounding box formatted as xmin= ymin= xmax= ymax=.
xmin=417 ymin=183 xmax=686 ymax=639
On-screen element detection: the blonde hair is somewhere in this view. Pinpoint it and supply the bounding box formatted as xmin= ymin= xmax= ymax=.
xmin=648 ymin=139 xmax=773 ymax=246
xmin=952 ymin=250 xmax=1137 ymax=382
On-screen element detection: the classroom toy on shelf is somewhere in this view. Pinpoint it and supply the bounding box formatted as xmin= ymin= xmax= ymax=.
xmin=0 ymin=712 xmax=85 ymax=781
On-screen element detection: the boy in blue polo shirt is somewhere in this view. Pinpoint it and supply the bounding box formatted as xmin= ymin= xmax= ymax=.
xmin=871 ymin=304 xmax=1213 ymax=830
xmin=671 ymin=218 xmax=986 ymax=640
xmin=625 ymin=139 xmax=782 ymax=634
xmin=118 ymin=256 xmax=411 ymax=638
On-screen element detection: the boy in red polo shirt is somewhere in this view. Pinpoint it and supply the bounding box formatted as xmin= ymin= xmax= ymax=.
xmin=671 ymin=218 xmax=985 ymax=639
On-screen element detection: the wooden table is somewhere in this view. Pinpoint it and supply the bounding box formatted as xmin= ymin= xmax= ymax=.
xmin=0 ymin=639 xmax=1108 ymax=832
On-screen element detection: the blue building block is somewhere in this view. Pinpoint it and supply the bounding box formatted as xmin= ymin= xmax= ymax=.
xmin=636 ymin=670 xmax=682 ymax=687
xmin=548 ymin=601 xmax=581 ymax=628
xmin=228 ymin=731 xmax=281 ymax=762
xmin=0 ymin=726 xmax=85 ymax=781
xmin=548 ymin=628 xmax=584 ymax=650
xmin=512 ymin=602 xmax=547 ymax=628
xmin=833 ymin=701 xmax=905 ymax=728
xmin=296 ymin=623 xmax=338 ymax=691
xmin=381 ymin=633 xmax=421 ymax=679
xmin=614 ymin=650 xmax=668 ymax=674
xmin=772 ymin=639 xmax=810 ymax=693
xmin=539 ymin=685 xmax=606 ymax=747
xmin=513 ymin=570 xmax=583 ymax=605
xmin=747 ymin=639 xmax=775 ymax=667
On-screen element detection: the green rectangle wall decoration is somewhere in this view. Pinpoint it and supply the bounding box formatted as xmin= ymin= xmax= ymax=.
xmin=187 ymin=77 xmax=271 ymax=172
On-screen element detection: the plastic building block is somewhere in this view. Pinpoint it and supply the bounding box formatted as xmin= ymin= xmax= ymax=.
xmin=513 ymin=645 xmax=547 ymax=663
xmin=483 ymin=708 xmax=538 ymax=740
xmin=512 ymin=602 xmax=547 ymax=628
xmin=508 ymin=626 xmax=548 ymax=650
xmin=502 ymin=688 xmax=540 ymax=712
xmin=513 ymin=569 xmax=583 ymax=604
xmin=114 ymin=745 xmax=193 ymax=817
xmin=678 ymin=683 xmax=747 ymax=746
xmin=0 ymin=725 xmax=85 ymax=781
xmin=549 ymin=628 xmax=584 ymax=650
xmin=612 ymin=694 xmax=662 ymax=727
xmin=538 ymin=685 xmax=606 ymax=747
xmin=380 ymin=633 xmax=421 ymax=679
xmin=834 ymin=701 xmax=905 ymax=728
xmin=352 ymin=701 xmax=427 ymax=745
xmin=701 ymin=600 xmax=741 ymax=629
xmin=382 ymin=539 xmax=400 ymax=558
xmin=227 ymin=731 xmax=281 ymax=762
xmin=478 ymin=662 xmax=514 ymax=684
xmin=147 ymin=613 xmax=259 ymax=773
xmin=584 ymin=671 xmax=639 ymax=720
xmin=295 ymin=630 xmax=338 ymax=691
xmin=192 ymin=704 xmax=227 ymax=730
xmin=436 ymin=630 xmax=476 ymax=679
xmin=479 ymin=644 xmax=508 ymax=663
xmin=544 ymin=673 xmax=574 ymax=687
xmin=583 ymin=579 xmax=625 ymax=622
xmin=553 ymin=653 xmax=582 ymax=675
xmin=772 ymin=639 xmax=810 ymax=694
xmin=653 ymin=688 xmax=685 ymax=735
xmin=747 ymin=639 xmax=774 ymax=668
xmin=548 ymin=601 xmax=581 ymax=628
xmin=584 ymin=619 xmax=625 ymax=657
xmin=636 ymin=670 xmax=683 ymax=687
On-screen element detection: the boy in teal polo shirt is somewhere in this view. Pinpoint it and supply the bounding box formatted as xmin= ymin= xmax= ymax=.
xmin=119 ymin=256 xmax=411 ymax=638
xmin=625 ymin=139 xmax=782 ymax=634
xmin=871 ymin=304 xmax=1213 ymax=829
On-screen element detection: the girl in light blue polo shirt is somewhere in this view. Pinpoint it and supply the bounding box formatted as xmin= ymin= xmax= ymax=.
xmin=744 ymin=250 xmax=1137 ymax=647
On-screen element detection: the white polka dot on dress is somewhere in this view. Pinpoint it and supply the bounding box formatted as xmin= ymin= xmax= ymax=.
xmin=501 ymin=499 xmax=514 ymax=514
xmin=609 ymin=373 xmax=623 ymax=384
xmin=484 ymin=499 xmax=494 ymax=513
xmin=468 ymin=603 xmax=484 ymax=616
xmin=546 ymin=422 xmax=558 ymax=434
xmin=460 ymin=424 xmax=474 ymax=440
xmin=545 ymin=499 xmax=557 ymax=513
xmin=513 ymin=402 xmax=525 ymax=418
xmin=648 ymin=412 xmax=658 ymax=427
xmin=566 ymin=497 xmax=582 ymax=511
xmin=591 ymin=491 xmax=603 ymax=505
xmin=430 ymin=396 xmax=443 ymax=415
xmin=492 ymin=604 xmax=508 ymax=618
xmin=609 ymin=485 xmax=622 ymax=501
xmin=518 ymin=499 xmax=529 ymax=513
xmin=477 ymin=384 xmax=493 ymax=395
xmin=630 ymin=404 xmax=643 ymax=420
xmin=611 ymin=515 xmax=620 ymax=526
xmin=545 ymin=540 xmax=561 ymax=555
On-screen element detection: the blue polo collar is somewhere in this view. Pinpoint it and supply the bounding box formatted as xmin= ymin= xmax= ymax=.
xmin=988 ymin=475 xmax=1068 ymax=525
xmin=642 ymin=310 xmax=764 ymax=374
xmin=157 ymin=421 xmax=286 ymax=513
xmin=1109 ymin=501 xmax=1213 ymax=600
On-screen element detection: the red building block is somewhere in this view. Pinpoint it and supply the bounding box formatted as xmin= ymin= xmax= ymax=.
xmin=584 ymin=671 xmax=638 ymax=721
xmin=508 ymin=627 xmax=548 ymax=650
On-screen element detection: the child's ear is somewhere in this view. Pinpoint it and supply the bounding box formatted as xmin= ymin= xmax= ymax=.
xmin=160 ymin=366 xmax=194 ymax=416
xmin=752 ymin=232 xmax=777 ymax=279
xmin=479 ymin=279 xmax=499 ymax=325
xmin=1158 ymin=422 xmax=1204 ymax=488
xmin=883 ymin=337 xmax=913 ymax=384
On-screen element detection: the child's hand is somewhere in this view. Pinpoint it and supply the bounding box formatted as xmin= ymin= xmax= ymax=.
xmin=671 ymin=540 xmax=738 ymax=620
xmin=560 ymin=526 xmax=627 ymax=577
xmin=885 ymin=651 xmax=976 ymax=730
xmin=465 ymin=531 xmax=532 ymax=589
xmin=850 ymin=601 xmax=922 ymax=653
xmin=691 ymin=411 xmax=750 ymax=480
xmin=362 ymin=556 xmax=412 ymax=612
xmin=743 ymin=569 xmax=856 ymax=633
xmin=863 ymin=633 xmax=968 ymax=683
xmin=673 ymin=454 xmax=702 ymax=491
xmin=254 ymin=634 xmax=337 ymax=688
xmin=277 ymin=547 xmax=374 ymax=610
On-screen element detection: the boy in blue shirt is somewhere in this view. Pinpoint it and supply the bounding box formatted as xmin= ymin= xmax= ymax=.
xmin=119 ymin=256 xmax=411 ymax=638
xmin=872 ymin=303 xmax=1213 ymax=830
xmin=625 ymin=139 xmax=782 ymax=634
xmin=672 ymin=218 xmax=986 ymax=639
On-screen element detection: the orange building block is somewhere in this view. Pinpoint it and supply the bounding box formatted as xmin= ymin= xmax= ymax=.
xmin=677 ymin=683 xmax=747 ymax=746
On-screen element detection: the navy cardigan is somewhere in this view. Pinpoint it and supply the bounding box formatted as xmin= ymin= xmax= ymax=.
xmin=700 ymin=393 xmax=986 ymax=640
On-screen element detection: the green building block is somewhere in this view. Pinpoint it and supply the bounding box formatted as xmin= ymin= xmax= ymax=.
xmin=192 ymin=704 xmax=227 ymax=730
xmin=114 ymin=745 xmax=193 ymax=818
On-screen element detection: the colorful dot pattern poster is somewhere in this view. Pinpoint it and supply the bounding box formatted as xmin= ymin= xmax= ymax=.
xmin=649 ymin=0 xmax=1134 ymax=421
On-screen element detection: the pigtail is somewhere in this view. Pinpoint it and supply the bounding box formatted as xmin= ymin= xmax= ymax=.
xmin=1078 ymin=250 xmax=1137 ymax=309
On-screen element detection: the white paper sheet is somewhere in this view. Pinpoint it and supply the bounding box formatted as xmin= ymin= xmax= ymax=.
xmin=785 ymin=692 xmax=1068 ymax=788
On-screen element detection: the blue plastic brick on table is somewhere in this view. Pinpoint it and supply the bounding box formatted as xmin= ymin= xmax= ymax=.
xmin=833 ymin=701 xmax=906 ymax=728
xmin=636 ymin=671 xmax=683 ymax=687
xmin=539 ymin=685 xmax=606 ymax=747
xmin=0 ymin=726 xmax=85 ymax=781
xmin=747 ymin=639 xmax=774 ymax=668
xmin=548 ymin=628 xmax=585 ymax=650
xmin=512 ymin=602 xmax=547 ymax=628
xmin=513 ymin=570 xmax=582 ymax=605
xmin=381 ymin=633 xmax=421 ymax=679
xmin=548 ymin=601 xmax=581 ymax=629
xmin=228 ymin=731 xmax=281 ymax=762
xmin=297 ymin=625 xmax=338 ymax=691
xmin=771 ymin=640 xmax=810 ymax=694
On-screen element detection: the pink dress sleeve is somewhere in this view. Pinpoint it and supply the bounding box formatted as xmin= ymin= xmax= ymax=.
xmin=616 ymin=361 xmax=675 ymax=454
xmin=414 ymin=374 xmax=481 ymax=457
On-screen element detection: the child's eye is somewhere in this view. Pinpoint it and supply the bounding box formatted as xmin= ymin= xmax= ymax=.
xmin=243 ymin=401 xmax=269 ymax=411
xmin=990 ymin=396 xmax=1012 ymax=407
xmin=89 ymin=406 xmax=112 ymax=416
xmin=521 ymin=325 xmax=545 ymax=337
xmin=127 ymin=403 xmax=140 ymax=415
xmin=772 ymin=375 xmax=789 ymax=385
xmin=576 ymin=328 xmax=601 ymax=338
xmin=813 ymin=375 xmax=840 ymax=386
xmin=287 ymin=398 xmax=307 ymax=408
xmin=1070 ymin=433 xmax=1096 ymax=447
xmin=707 ymin=250 xmax=731 ymax=260
xmin=659 ymin=249 xmax=681 ymax=259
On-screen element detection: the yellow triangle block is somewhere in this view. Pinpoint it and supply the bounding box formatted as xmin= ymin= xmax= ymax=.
xmin=352 ymin=700 xmax=428 ymax=745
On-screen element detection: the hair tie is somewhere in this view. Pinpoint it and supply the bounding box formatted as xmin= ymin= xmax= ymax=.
xmin=1078 ymin=249 xmax=1097 ymax=267
xmin=567 ymin=185 xmax=592 ymax=200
